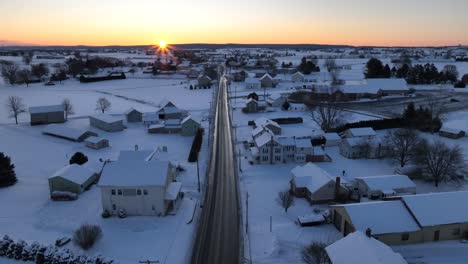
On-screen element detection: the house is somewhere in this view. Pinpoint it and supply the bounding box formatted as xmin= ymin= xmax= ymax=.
xmin=245 ymin=77 xmax=261 ymax=89
xmin=291 ymin=72 xmax=305 ymax=83
xmin=42 ymin=124 xmax=97 ymax=142
xmin=197 ymin=75 xmax=212 ymax=87
xmin=266 ymin=93 xmax=286 ymax=107
xmin=290 ymin=163 xmax=347 ymax=204
xmin=254 ymin=117 xmax=281 ymax=135
xmin=243 ymin=98 xmax=260 ymax=113
xmin=181 ymin=116 xmax=201 ymax=136
xmin=325 ymin=231 xmax=408 ymax=264
xmin=89 ymin=115 xmax=125 ymax=132
xmin=331 ymin=191 xmax=468 ymax=245
xmin=324 ymin=133 xmax=341 ymax=146
xmin=124 ymin=108 xmax=143 ymax=123
xmin=339 ymin=137 xmax=387 ymax=159
xmin=366 ymin=78 xmax=409 ymax=96
xmin=157 ymin=100 xmax=186 ymax=120
xmin=85 ymin=136 xmax=109 ymax=150
xmin=288 ymin=102 xmax=307 ymax=111
xmin=343 ymin=127 xmax=376 ymax=139
xmin=260 ymin=73 xmax=274 ymax=88
xmin=142 ymin=112 xmax=159 ymax=127
xmin=48 ymin=164 xmax=98 ymax=196
xmin=99 ymin=160 xmax=181 ymax=216
xmin=439 ymin=126 xmax=466 ymax=139
xmin=356 ymin=175 xmax=416 ymax=199
xmin=294 ymin=138 xmax=313 ymax=163
xmin=29 ymin=105 xmax=65 ymax=125
xmin=147 ymin=119 xmax=182 ymax=134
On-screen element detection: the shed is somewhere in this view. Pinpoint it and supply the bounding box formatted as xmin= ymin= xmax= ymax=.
xmin=89 ymin=115 xmax=125 ymax=132
xmin=29 ymin=105 xmax=65 ymax=125
xmin=85 ymin=136 xmax=109 ymax=150
xmin=324 ymin=133 xmax=341 ymax=146
xmin=125 ymin=108 xmax=143 ymax=123
xmin=48 ymin=164 xmax=98 ymax=195
xmin=181 ymin=116 xmax=201 ymax=136
xmin=356 ymin=175 xmax=416 ymax=199
xmin=42 ymin=124 xmax=97 ymax=142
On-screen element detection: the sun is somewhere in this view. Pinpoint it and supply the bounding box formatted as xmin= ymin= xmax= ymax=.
xmin=158 ymin=40 xmax=167 ymax=49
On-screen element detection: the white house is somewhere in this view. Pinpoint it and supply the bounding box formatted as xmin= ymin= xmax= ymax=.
xmin=356 ymin=175 xmax=416 ymax=199
xmin=291 ymin=72 xmax=305 ymax=83
xmin=99 ymin=160 xmax=181 ymax=216
xmin=343 ymin=127 xmax=377 ymax=139
xmin=324 ymin=133 xmax=341 ymax=146
xmin=245 ymin=77 xmax=261 ymax=89
xmin=266 ymin=93 xmax=286 ymax=107
xmin=325 ymin=231 xmax=408 ymax=264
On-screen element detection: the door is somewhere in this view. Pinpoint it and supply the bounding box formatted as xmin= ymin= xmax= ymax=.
xmin=434 ymin=230 xmax=440 ymax=241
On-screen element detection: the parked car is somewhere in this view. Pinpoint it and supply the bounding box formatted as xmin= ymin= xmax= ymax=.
xmin=55 ymin=237 xmax=71 ymax=247
xmin=45 ymin=81 xmax=56 ymax=86
xmin=51 ymin=191 xmax=78 ymax=201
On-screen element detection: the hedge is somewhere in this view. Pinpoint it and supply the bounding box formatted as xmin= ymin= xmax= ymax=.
xmin=248 ymin=117 xmax=303 ymax=126
xmin=79 ymin=73 xmax=126 ymax=83
xmin=188 ymin=128 xmax=204 ymax=162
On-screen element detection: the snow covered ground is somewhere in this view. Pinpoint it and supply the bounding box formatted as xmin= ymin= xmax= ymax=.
xmin=0 ymin=76 xmax=212 ymax=263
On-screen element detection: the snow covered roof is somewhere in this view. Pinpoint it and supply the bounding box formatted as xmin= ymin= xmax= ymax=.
xmin=85 ymin=136 xmax=107 ymax=144
xmin=343 ymin=137 xmax=366 ymax=147
xmin=277 ymin=137 xmax=295 ymax=146
xmin=165 ymin=182 xmax=182 ymax=200
xmin=356 ymin=175 xmax=416 ymax=191
xmin=338 ymin=201 xmax=421 ymax=235
xmin=42 ymin=124 xmax=95 ymax=141
xmin=295 ymin=138 xmax=312 ymax=148
xmin=254 ymin=130 xmax=274 ymax=148
xmin=346 ymin=127 xmax=376 ymax=137
xmin=50 ymin=164 xmax=96 ymax=185
xmin=254 ymin=117 xmax=280 ymax=128
xmin=291 ymin=163 xmax=335 ymax=193
xmin=29 ymin=105 xmax=64 ymax=114
xmin=326 ymin=231 xmax=408 ymax=264
xmin=252 ymin=126 xmax=271 ymax=139
xmin=402 ymin=191 xmax=468 ymax=227
xmin=324 ymin=132 xmax=341 ymax=141
xmin=245 ymin=77 xmax=260 ymax=84
xmin=99 ymin=160 xmax=170 ymax=187
xmin=267 ymin=93 xmax=283 ymax=101
xmin=181 ymin=115 xmax=200 ymax=125
xmin=143 ymin=112 xmax=159 ymax=122
xmin=292 ymin=72 xmax=304 ymax=78
xmin=90 ymin=115 xmax=124 ymax=124
xmin=124 ymin=107 xmax=142 ymax=115
xmin=158 ymin=99 xmax=176 ymax=108
xmin=366 ymin=78 xmax=408 ymax=91
xmin=439 ymin=126 xmax=464 ymax=134
xmin=260 ymin=73 xmax=273 ymax=80
xmin=246 ymin=98 xmax=258 ymax=104
xmin=118 ymin=150 xmax=154 ymax=162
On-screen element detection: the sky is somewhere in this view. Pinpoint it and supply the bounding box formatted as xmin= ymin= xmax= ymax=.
xmin=0 ymin=0 xmax=467 ymax=47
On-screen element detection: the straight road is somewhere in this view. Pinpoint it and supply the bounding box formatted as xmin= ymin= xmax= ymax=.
xmin=191 ymin=72 xmax=241 ymax=264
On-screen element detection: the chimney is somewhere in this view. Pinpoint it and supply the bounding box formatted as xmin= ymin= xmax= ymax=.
xmin=365 ymin=228 xmax=372 ymax=238
xmin=334 ymin=176 xmax=341 ymax=201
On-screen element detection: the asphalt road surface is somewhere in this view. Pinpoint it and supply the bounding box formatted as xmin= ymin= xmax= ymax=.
xmin=191 ymin=74 xmax=241 ymax=264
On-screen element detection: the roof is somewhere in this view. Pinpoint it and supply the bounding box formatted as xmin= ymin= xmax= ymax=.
xmin=118 ymin=150 xmax=154 ymax=162
xmin=255 ymin=117 xmax=280 ymax=128
xmin=246 ymin=98 xmax=258 ymax=104
xmin=165 ymin=182 xmax=182 ymax=200
xmin=295 ymin=138 xmax=312 ymax=148
xmin=143 ymin=112 xmax=159 ymax=121
xmin=439 ymin=126 xmax=464 ymax=134
xmin=277 ymin=137 xmax=295 ymax=146
xmin=402 ymin=191 xmax=468 ymax=227
xmin=85 ymin=136 xmax=107 ymax=144
xmin=366 ymin=78 xmax=408 ymax=91
xmin=292 ymin=72 xmax=304 ymax=78
xmin=254 ymin=130 xmax=274 ymax=148
xmin=90 ymin=115 xmax=124 ymax=124
xmin=268 ymin=93 xmax=283 ymax=101
xmin=291 ymin=163 xmax=335 ymax=193
xmin=42 ymin=124 xmax=94 ymax=141
xmin=260 ymin=73 xmax=273 ymax=80
xmin=252 ymin=126 xmax=271 ymax=139
xmin=338 ymin=201 xmax=421 ymax=235
xmin=181 ymin=115 xmax=200 ymax=125
xmin=50 ymin=164 xmax=96 ymax=185
xmin=324 ymin=133 xmax=341 ymax=141
xmin=245 ymin=77 xmax=260 ymax=84
xmin=99 ymin=160 xmax=170 ymax=187
xmin=326 ymin=231 xmax=408 ymax=264
xmin=158 ymin=99 xmax=176 ymax=108
xmin=124 ymin=107 xmax=142 ymax=115
xmin=343 ymin=137 xmax=366 ymax=147
xmin=29 ymin=105 xmax=64 ymax=114
xmin=356 ymin=175 xmax=416 ymax=191
xmin=346 ymin=127 xmax=376 ymax=137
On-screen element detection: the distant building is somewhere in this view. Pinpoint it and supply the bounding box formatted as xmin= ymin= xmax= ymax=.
xmin=291 ymin=72 xmax=305 ymax=83
xmin=243 ymin=98 xmax=260 ymax=113
xmin=266 ymin=93 xmax=286 ymax=107
xmin=343 ymin=127 xmax=377 ymax=139
xmin=245 ymin=77 xmax=261 ymax=89
xmin=142 ymin=112 xmax=159 ymax=127
xmin=197 ymin=75 xmax=212 ymax=87
xmin=89 ymin=115 xmax=125 ymax=132
xmin=324 ymin=133 xmax=341 ymax=146
xmin=181 ymin=116 xmax=201 ymax=136
xmin=48 ymin=164 xmax=98 ymax=196
xmin=29 ymin=105 xmax=65 ymax=126
xmin=85 ymin=136 xmax=109 ymax=150
xmin=125 ymin=108 xmax=143 ymax=123
xmin=156 ymin=100 xmax=187 ymax=120
xmin=260 ymin=73 xmax=274 ymax=88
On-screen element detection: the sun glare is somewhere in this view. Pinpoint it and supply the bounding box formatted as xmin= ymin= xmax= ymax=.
xmin=158 ymin=40 xmax=167 ymax=49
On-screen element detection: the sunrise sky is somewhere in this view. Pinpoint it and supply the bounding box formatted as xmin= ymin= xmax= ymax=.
xmin=0 ymin=0 xmax=467 ymax=47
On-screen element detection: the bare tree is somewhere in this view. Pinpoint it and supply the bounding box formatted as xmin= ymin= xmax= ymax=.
xmin=387 ymin=129 xmax=422 ymax=167
xmin=415 ymin=140 xmax=466 ymax=187
xmin=95 ymin=97 xmax=111 ymax=113
xmin=278 ymin=190 xmax=294 ymax=213
xmin=62 ymin=98 xmax=74 ymax=120
xmin=5 ymin=96 xmax=27 ymax=124
xmin=310 ymin=102 xmax=346 ymax=132
xmin=324 ymin=58 xmax=337 ymax=72
xmin=1 ymin=63 xmax=19 ymax=85
xmin=22 ymin=53 xmax=33 ymax=65
xmin=73 ymin=224 xmax=102 ymax=250
xmin=302 ymin=242 xmax=331 ymax=264
xmin=16 ymin=69 xmax=32 ymax=87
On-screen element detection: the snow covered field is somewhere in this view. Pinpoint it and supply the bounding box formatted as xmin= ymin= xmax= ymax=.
xmin=0 ymin=77 xmax=212 ymax=263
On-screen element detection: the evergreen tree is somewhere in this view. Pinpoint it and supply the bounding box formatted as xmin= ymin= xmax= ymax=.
xmin=383 ymin=64 xmax=391 ymax=78
xmin=0 ymin=152 xmax=17 ymax=187
xmin=69 ymin=152 xmax=88 ymax=165
xmin=365 ymin=58 xmax=385 ymax=78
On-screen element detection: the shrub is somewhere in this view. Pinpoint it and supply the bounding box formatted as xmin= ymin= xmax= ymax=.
xmin=454 ymin=81 xmax=466 ymax=88
xmin=0 ymin=152 xmax=17 ymax=187
xmin=69 ymin=152 xmax=88 ymax=165
xmin=73 ymin=224 xmax=103 ymax=250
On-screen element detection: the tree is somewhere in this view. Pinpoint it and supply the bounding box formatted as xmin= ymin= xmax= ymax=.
xmin=67 ymin=59 xmax=85 ymax=77
xmin=95 ymin=97 xmax=111 ymax=113
xmin=73 ymin=224 xmax=103 ymax=250
xmin=69 ymin=152 xmax=88 ymax=165
xmin=282 ymin=101 xmax=290 ymax=111
xmin=324 ymin=58 xmax=337 ymax=72
xmin=278 ymin=190 xmax=294 ymax=213
xmin=0 ymin=152 xmax=17 ymax=187
xmin=302 ymin=242 xmax=331 ymax=264
xmin=22 ymin=53 xmax=33 ymax=65
xmin=16 ymin=69 xmax=32 ymax=87
xmin=1 ymin=63 xmax=19 ymax=85
xmin=298 ymin=57 xmax=320 ymax=75
xmin=61 ymin=98 xmax=74 ymax=120
xmin=387 ymin=129 xmax=422 ymax=168
xmin=5 ymin=96 xmax=26 ymax=124
xmin=31 ymin=63 xmax=49 ymax=79
xmin=383 ymin=64 xmax=391 ymax=78
xmin=415 ymin=140 xmax=466 ymax=187
xmin=310 ymin=102 xmax=346 ymax=131
xmin=365 ymin=58 xmax=385 ymax=78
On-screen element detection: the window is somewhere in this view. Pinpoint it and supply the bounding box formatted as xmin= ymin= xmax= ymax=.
xmin=275 ymin=156 xmax=281 ymax=161
xmin=117 ymin=189 xmax=122 ymax=195
xmin=112 ymin=204 xmax=116 ymax=210
xmin=453 ymin=228 xmax=461 ymax=236
xmin=262 ymin=156 xmax=268 ymax=162
xmin=143 ymin=189 xmax=148 ymax=195
xmin=111 ymin=189 xmax=116 ymax=195
xmin=137 ymin=189 xmax=142 ymax=195
xmin=401 ymin=233 xmax=409 ymax=241
xmin=275 ymin=149 xmax=281 ymax=153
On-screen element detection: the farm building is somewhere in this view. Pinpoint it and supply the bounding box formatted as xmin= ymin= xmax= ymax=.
xmin=439 ymin=126 xmax=466 ymax=139
xmin=142 ymin=112 xmax=159 ymax=127
xmin=48 ymin=164 xmax=98 ymax=196
xmin=325 ymin=231 xmax=408 ymax=264
xmin=99 ymin=160 xmax=181 ymax=216
xmin=85 ymin=136 xmax=109 ymax=150
xmin=42 ymin=124 xmax=97 ymax=142
xmin=290 ymin=163 xmax=347 ymax=204
xmin=181 ymin=116 xmax=201 ymax=136
xmin=156 ymin=100 xmax=187 ymax=120
xmin=89 ymin=115 xmax=125 ymax=132
xmin=124 ymin=108 xmax=143 ymax=123
xmin=356 ymin=175 xmax=416 ymax=199
xmin=29 ymin=105 xmax=65 ymax=125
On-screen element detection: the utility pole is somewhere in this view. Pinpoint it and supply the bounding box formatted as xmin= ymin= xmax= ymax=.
xmin=197 ymin=157 xmax=200 ymax=192
xmin=238 ymin=148 xmax=242 ymax=172
xmin=246 ymin=192 xmax=249 ymax=234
